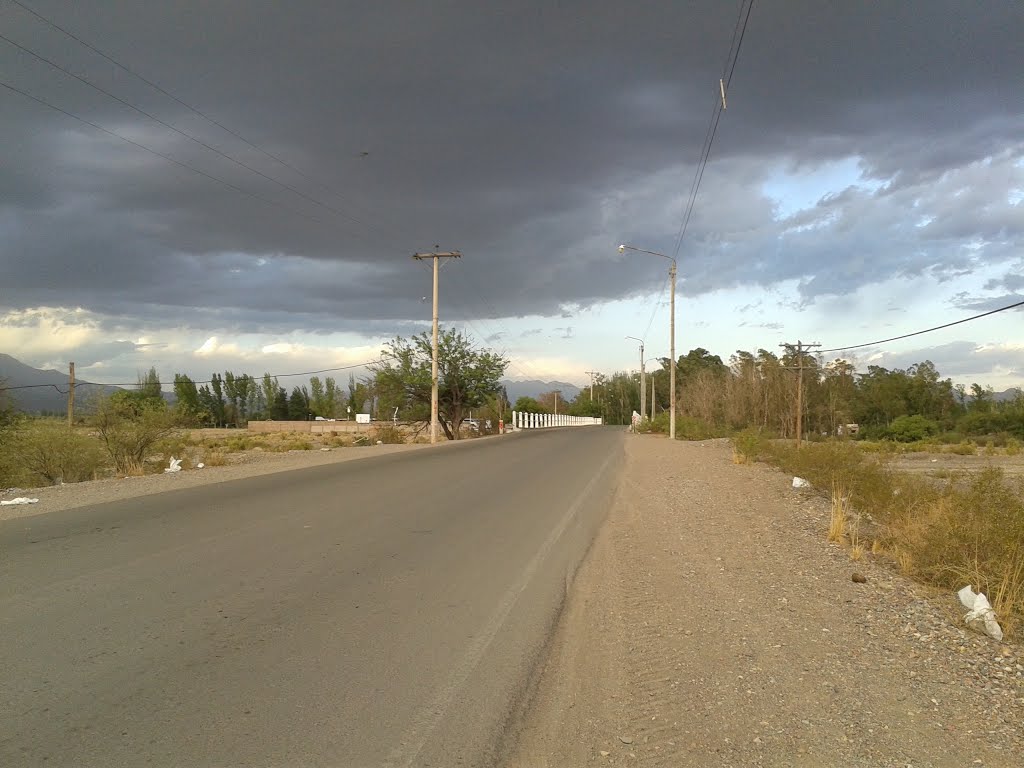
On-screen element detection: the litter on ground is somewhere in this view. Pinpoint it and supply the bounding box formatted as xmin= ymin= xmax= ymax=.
xmin=958 ymin=585 xmax=1003 ymax=641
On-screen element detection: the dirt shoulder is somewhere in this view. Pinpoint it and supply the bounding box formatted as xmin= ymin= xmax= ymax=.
xmin=0 ymin=441 xmax=433 ymax=521
xmin=506 ymin=436 xmax=1022 ymax=768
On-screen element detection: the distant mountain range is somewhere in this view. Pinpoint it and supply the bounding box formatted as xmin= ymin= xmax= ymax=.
xmin=0 ymin=354 xmax=125 ymax=413
xmin=501 ymin=379 xmax=583 ymax=404
xmin=994 ymin=387 xmax=1022 ymax=403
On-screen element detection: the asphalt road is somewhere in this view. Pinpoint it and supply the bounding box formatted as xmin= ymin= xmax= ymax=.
xmin=0 ymin=427 xmax=623 ymax=767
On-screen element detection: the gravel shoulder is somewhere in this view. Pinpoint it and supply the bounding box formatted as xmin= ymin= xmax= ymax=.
xmin=506 ymin=435 xmax=1022 ymax=768
xmin=0 ymin=442 xmax=433 ymax=521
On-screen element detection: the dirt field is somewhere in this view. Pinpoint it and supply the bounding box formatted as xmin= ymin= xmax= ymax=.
xmin=890 ymin=451 xmax=1024 ymax=478
xmin=507 ymin=436 xmax=1022 ymax=768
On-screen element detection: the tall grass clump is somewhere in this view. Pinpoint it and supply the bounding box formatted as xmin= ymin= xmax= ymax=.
xmin=744 ymin=439 xmax=1024 ymax=636
xmin=373 ymin=424 xmax=406 ymax=444
xmin=892 ymin=468 xmax=1024 ymax=637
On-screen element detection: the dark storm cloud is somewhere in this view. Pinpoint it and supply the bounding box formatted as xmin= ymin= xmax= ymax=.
xmin=1 ymin=0 xmax=1022 ymax=331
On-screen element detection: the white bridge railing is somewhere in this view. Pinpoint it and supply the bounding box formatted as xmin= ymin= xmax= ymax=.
xmin=510 ymin=411 xmax=603 ymax=429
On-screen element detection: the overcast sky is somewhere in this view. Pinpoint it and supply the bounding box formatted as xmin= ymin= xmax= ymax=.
xmin=1 ymin=0 xmax=1021 ymax=390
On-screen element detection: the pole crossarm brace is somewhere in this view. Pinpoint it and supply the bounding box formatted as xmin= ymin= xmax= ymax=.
xmin=412 ymin=251 xmax=462 ymax=261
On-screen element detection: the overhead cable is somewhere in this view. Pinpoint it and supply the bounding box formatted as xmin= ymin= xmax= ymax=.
xmin=818 ymin=298 xmax=1024 ymax=355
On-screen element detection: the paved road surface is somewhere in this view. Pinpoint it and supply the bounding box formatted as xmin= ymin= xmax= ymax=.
xmin=1 ymin=428 xmax=623 ymax=767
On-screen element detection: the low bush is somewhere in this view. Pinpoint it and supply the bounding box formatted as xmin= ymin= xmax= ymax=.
xmin=887 ymin=414 xmax=940 ymax=442
xmin=373 ymin=424 xmax=406 ymax=444
xmin=202 ymin=451 xmax=228 ymax=467
xmin=14 ymin=421 xmax=105 ymax=486
xmin=946 ymin=441 xmax=976 ymax=456
xmin=731 ymin=428 xmax=769 ymax=462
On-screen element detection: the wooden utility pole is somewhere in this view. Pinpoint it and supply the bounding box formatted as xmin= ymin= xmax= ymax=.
xmin=780 ymin=340 xmax=820 ymax=448
xmin=412 ymin=249 xmax=461 ymax=444
xmin=67 ymin=362 xmax=75 ymax=427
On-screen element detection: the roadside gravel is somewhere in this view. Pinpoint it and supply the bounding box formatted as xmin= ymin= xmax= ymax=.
xmin=0 ymin=442 xmax=431 ymax=521
xmin=507 ymin=435 xmax=1022 ymax=767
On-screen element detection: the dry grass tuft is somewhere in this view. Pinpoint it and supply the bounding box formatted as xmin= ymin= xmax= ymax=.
xmin=756 ymin=440 xmax=1024 ymax=637
xmin=828 ymin=481 xmax=848 ymax=544
xmin=203 ymin=451 xmax=228 ymax=467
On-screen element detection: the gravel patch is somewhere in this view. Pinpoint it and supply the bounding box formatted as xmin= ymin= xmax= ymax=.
xmin=507 ymin=435 xmax=1021 ymax=767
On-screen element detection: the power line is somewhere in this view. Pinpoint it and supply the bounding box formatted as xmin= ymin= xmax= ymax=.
xmin=641 ymin=271 xmax=671 ymax=341
xmin=0 ymin=79 xmax=322 ymax=224
xmin=6 ymin=0 xmax=321 ymax=189
xmin=0 ymin=31 xmax=400 ymax=246
xmin=670 ymin=0 xmax=755 ymax=262
xmin=0 ymin=359 xmax=382 ymax=394
xmin=7 ymin=0 xmax=420 ymax=252
xmin=818 ymin=298 xmax=1024 ymax=355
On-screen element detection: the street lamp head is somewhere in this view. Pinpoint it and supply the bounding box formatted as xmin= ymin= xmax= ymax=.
xmin=617 ymin=244 xmax=626 ymax=253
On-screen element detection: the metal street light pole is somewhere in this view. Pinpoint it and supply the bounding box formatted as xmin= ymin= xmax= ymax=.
xmin=626 ymin=335 xmax=645 ymax=424
xmin=619 ymin=244 xmax=677 ymax=440
xmin=412 ymin=249 xmax=461 ymax=444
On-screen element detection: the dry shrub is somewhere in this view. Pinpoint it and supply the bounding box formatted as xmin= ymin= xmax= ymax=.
xmin=895 ymin=468 xmax=1024 ymax=635
xmin=91 ymin=396 xmax=177 ymax=475
xmin=757 ymin=440 xmax=1024 ymax=636
xmin=202 ymin=451 xmax=228 ymax=467
xmin=15 ymin=421 xmax=105 ymax=485
xmin=373 ymin=424 xmax=406 ymax=445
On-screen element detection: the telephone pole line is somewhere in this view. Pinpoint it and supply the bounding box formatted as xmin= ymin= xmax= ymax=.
xmin=780 ymin=340 xmax=820 ymax=448
xmin=626 ymin=336 xmax=645 ymax=424
xmin=412 ymin=249 xmax=462 ymax=444
xmin=67 ymin=361 xmax=75 ymax=427
xmin=585 ymin=371 xmax=598 ymax=401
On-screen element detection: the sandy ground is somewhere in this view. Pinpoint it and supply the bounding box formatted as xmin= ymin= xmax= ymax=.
xmin=891 ymin=451 xmax=1024 ymax=478
xmin=506 ymin=436 xmax=1022 ymax=768
xmin=0 ymin=441 xmax=433 ymax=521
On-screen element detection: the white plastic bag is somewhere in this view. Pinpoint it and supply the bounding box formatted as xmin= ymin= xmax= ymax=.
xmin=792 ymin=476 xmax=811 ymax=489
xmin=0 ymin=497 xmax=39 ymax=506
xmin=164 ymin=457 xmax=182 ymax=473
xmin=958 ymin=585 xmax=1003 ymax=641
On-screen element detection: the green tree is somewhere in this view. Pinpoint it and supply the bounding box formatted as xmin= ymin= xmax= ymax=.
xmin=271 ymin=387 xmax=289 ymax=420
xmin=309 ymin=376 xmax=326 ymax=417
xmin=373 ymin=328 xmax=509 ymax=440
xmin=513 ymin=396 xmax=548 ymax=414
xmin=260 ymin=373 xmax=280 ymax=420
xmin=172 ymin=374 xmax=207 ymax=426
xmin=323 ymin=377 xmax=340 ymax=418
xmin=287 ymin=386 xmax=310 ymax=420
xmin=209 ymin=373 xmax=226 ymax=425
xmin=138 ymin=367 xmax=163 ymax=404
